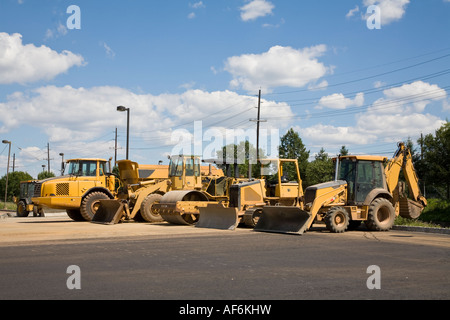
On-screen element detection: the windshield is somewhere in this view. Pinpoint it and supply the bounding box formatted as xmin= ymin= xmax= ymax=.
xmin=260 ymin=159 xmax=279 ymax=177
xmin=67 ymin=161 xmax=98 ymax=176
xmin=337 ymin=159 xmax=356 ymax=182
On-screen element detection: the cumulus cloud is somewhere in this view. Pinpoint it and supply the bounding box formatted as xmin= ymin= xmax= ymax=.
xmin=362 ymin=0 xmax=410 ymax=25
xmin=298 ymin=80 xmax=446 ymax=148
xmin=0 ymin=32 xmax=84 ymax=84
xmin=371 ymin=81 xmax=447 ymax=114
xmin=224 ymin=45 xmax=330 ymax=92
xmin=318 ymin=92 xmax=364 ymax=110
xmin=240 ymin=0 xmax=275 ymax=21
xmin=0 ymin=85 xmax=294 ymax=149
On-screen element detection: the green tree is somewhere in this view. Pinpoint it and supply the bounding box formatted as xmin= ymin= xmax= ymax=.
xmin=339 ymin=145 xmax=349 ymax=156
xmin=278 ymin=128 xmax=310 ymax=187
xmin=417 ymin=121 xmax=450 ymax=199
xmin=305 ymin=148 xmax=334 ymax=186
xmin=38 ymin=171 xmax=55 ymax=180
xmin=0 ymin=171 xmax=33 ymax=201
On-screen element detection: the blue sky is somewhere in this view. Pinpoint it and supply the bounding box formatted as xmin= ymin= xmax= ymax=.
xmin=0 ymin=0 xmax=449 ymax=178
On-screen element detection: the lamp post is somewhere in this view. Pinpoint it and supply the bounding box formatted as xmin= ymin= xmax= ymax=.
xmin=59 ymin=153 xmax=64 ymax=175
xmin=2 ymin=140 xmax=11 ymax=209
xmin=116 ymin=106 xmax=130 ymax=160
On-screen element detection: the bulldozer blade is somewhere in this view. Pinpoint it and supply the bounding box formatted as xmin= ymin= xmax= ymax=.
xmin=196 ymin=203 xmax=239 ymax=230
xmin=254 ymin=206 xmax=312 ymax=235
xmin=91 ymin=200 xmax=125 ymax=225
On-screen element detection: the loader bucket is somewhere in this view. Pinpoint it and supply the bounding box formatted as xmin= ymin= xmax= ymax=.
xmin=196 ymin=203 xmax=239 ymax=230
xmin=254 ymin=206 xmax=312 ymax=235
xmin=91 ymin=200 xmax=125 ymax=225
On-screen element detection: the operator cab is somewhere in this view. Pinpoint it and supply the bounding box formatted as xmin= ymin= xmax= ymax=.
xmin=335 ymin=156 xmax=387 ymax=205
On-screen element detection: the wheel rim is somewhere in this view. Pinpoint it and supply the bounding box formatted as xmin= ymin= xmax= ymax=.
xmin=334 ymin=212 xmax=345 ymax=227
xmin=377 ymin=206 xmax=390 ymax=225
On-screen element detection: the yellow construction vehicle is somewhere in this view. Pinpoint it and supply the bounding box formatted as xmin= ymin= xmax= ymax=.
xmin=92 ymin=155 xmax=225 ymax=224
xmin=254 ymin=142 xmax=427 ymax=235
xmin=14 ymin=180 xmax=40 ymax=217
xmin=154 ymin=158 xmax=304 ymax=230
xmin=31 ymin=158 xmax=118 ymax=221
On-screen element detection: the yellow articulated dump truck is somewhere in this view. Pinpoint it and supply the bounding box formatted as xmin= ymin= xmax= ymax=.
xmin=254 ymin=142 xmax=427 ymax=235
xmin=31 ymin=158 xmax=118 ymax=221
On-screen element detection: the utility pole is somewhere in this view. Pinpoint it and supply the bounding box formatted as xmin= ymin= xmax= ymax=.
xmin=47 ymin=143 xmax=50 ymax=173
xmin=249 ymin=89 xmax=266 ymax=178
xmin=115 ymin=127 xmax=118 ymax=165
xmin=43 ymin=143 xmax=53 ymax=174
xmin=12 ymin=153 xmax=15 ymax=172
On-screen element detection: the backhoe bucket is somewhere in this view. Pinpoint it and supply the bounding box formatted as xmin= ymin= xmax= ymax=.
xmin=196 ymin=203 xmax=239 ymax=230
xmin=91 ymin=200 xmax=125 ymax=225
xmin=254 ymin=206 xmax=312 ymax=235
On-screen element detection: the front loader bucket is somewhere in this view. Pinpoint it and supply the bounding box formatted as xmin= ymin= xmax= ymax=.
xmin=254 ymin=206 xmax=312 ymax=235
xmin=91 ymin=200 xmax=125 ymax=225
xmin=196 ymin=203 xmax=239 ymax=230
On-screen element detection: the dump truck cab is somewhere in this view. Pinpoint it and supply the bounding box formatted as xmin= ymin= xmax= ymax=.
xmin=31 ymin=158 xmax=116 ymax=221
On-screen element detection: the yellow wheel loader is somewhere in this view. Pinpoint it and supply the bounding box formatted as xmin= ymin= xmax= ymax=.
xmin=254 ymin=142 xmax=427 ymax=235
xmin=154 ymin=158 xmax=304 ymax=230
xmin=92 ymin=155 xmax=225 ymax=224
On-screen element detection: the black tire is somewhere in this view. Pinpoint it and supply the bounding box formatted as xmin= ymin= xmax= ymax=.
xmin=365 ymin=198 xmax=395 ymax=231
xmin=80 ymin=192 xmax=110 ymax=221
xmin=66 ymin=209 xmax=85 ymax=221
xmin=243 ymin=208 xmax=262 ymax=228
xmin=140 ymin=193 xmax=163 ymax=222
xmin=325 ymin=206 xmax=349 ymax=233
xmin=16 ymin=200 xmax=30 ymax=217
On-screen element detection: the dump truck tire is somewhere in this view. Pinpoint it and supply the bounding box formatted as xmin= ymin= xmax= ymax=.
xmin=66 ymin=209 xmax=84 ymax=221
xmin=16 ymin=200 xmax=30 ymax=217
xmin=365 ymin=198 xmax=395 ymax=231
xmin=140 ymin=193 xmax=163 ymax=222
xmin=325 ymin=206 xmax=349 ymax=233
xmin=80 ymin=192 xmax=110 ymax=221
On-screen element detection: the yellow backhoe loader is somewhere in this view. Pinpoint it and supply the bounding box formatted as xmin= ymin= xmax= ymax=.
xmin=254 ymin=142 xmax=427 ymax=235
xmin=154 ymin=158 xmax=304 ymax=230
xmin=92 ymin=155 xmax=224 ymax=224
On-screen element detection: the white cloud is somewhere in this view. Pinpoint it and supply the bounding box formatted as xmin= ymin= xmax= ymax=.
xmin=300 ymin=124 xmax=375 ymax=146
xmin=297 ymin=80 xmax=446 ymax=148
xmin=240 ymin=0 xmax=275 ymax=21
xmin=318 ymin=92 xmax=364 ymax=110
xmin=190 ymin=1 xmax=205 ymax=9
xmin=362 ymin=0 xmax=410 ymax=25
xmin=100 ymin=41 xmax=116 ymax=58
xmin=0 ymin=32 xmax=84 ymax=84
xmin=0 ymin=85 xmax=293 ymax=146
xmin=346 ymin=5 xmax=360 ymax=18
xmin=371 ymin=80 xmax=447 ymax=114
xmin=44 ymin=22 xmax=68 ymax=40
xmin=224 ymin=45 xmax=330 ymax=92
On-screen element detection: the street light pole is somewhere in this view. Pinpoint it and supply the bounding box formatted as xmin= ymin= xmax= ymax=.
xmin=117 ymin=106 xmax=130 ymax=160
xmin=59 ymin=153 xmax=65 ymax=175
xmin=2 ymin=140 xmax=11 ymax=209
